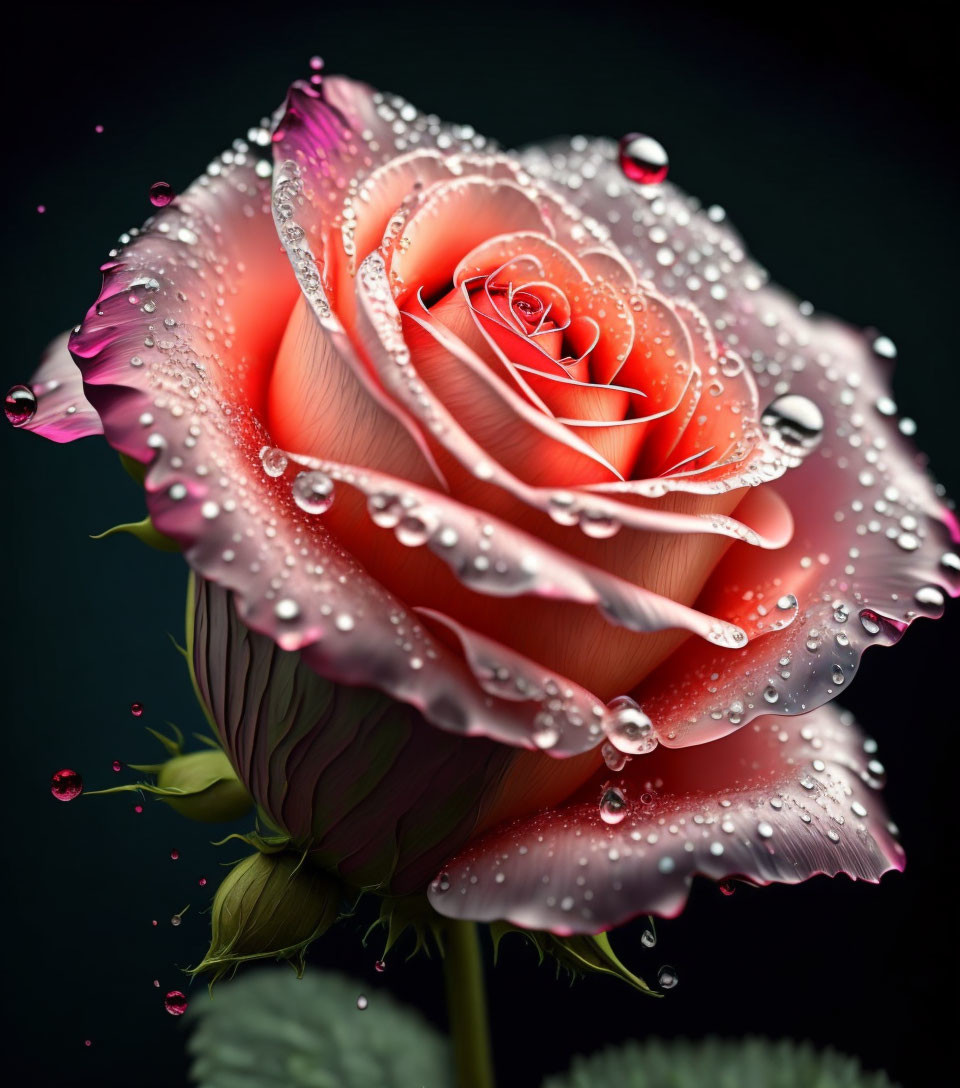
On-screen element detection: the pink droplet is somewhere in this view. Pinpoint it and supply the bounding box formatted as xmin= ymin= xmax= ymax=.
xmin=618 ymin=133 xmax=669 ymax=186
xmin=84 ymin=1040 xmax=92 ymax=1047
xmin=5 ymin=384 xmax=37 ymax=427
xmin=151 ymin=920 xmax=158 ymax=927
xmin=36 ymin=204 xmax=46 ymax=214
xmin=309 ymin=55 xmax=324 ymax=71
xmin=374 ymin=959 xmax=386 ymax=974
xmin=198 ymin=877 xmax=207 ymax=887
xmin=51 ymin=769 xmax=83 ymax=802
xmin=134 ymin=805 xmax=143 ymax=814
xmin=130 ymin=702 xmax=144 ymax=718
xmin=719 ymin=879 xmax=736 ymax=897
xmin=149 ymin=181 xmax=175 ymax=208
xmin=112 ymin=760 xmax=123 ymax=773
xmin=164 ymin=991 xmax=188 ymax=1017
xmin=153 ymin=979 xmax=160 ymax=988
xmin=94 ymin=124 xmax=104 ymax=134
xmin=170 ymin=849 xmax=179 ymax=861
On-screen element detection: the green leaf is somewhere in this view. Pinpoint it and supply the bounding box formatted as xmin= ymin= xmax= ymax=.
xmin=187 ymin=967 xmax=452 ymax=1087
xmin=490 ymin=924 xmax=657 ymax=995
xmin=542 ymin=1037 xmax=899 ymax=1088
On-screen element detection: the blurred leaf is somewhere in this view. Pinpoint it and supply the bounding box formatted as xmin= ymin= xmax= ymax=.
xmin=91 ymin=514 xmax=179 ymax=551
xmin=187 ymin=968 xmax=452 ymax=1087
xmin=543 ymin=1037 xmax=898 ymax=1088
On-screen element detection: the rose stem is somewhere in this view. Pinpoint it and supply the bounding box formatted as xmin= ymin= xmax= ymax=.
xmin=443 ymin=919 xmax=496 ymax=1088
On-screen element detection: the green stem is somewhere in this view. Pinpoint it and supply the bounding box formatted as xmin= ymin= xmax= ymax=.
xmin=443 ymin=920 xmax=495 ymax=1088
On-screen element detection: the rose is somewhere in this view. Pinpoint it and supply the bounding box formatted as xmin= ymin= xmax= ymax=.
xmin=15 ymin=73 xmax=957 ymax=936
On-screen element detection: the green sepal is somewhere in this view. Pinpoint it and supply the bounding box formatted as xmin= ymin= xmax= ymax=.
xmin=91 ymin=515 xmax=179 ymax=552
xmin=490 ymin=924 xmax=658 ymax=995
xmin=364 ymin=894 xmax=447 ymax=963
xmin=190 ymin=851 xmax=342 ymax=985
xmin=119 ymin=452 xmax=148 ymax=485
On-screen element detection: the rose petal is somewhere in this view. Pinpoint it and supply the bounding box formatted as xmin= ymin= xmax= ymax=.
xmin=18 ymin=331 xmax=103 ymax=443
xmin=428 ymin=702 xmax=903 ymax=933
xmin=521 ymin=139 xmax=958 ymax=743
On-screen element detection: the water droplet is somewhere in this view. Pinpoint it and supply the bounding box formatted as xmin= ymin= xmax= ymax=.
xmin=50 ymin=768 xmax=83 ymax=802
xmin=292 ymin=470 xmax=335 ymax=514
xmin=94 ymin=124 xmax=104 ymax=134
xmin=309 ymin=55 xmax=324 ymax=71
xmin=36 ymin=204 xmax=45 ymax=214
xmin=641 ymin=928 xmax=657 ymax=948
xmin=872 ymin=335 xmax=897 ymax=359
xmin=859 ymin=610 xmax=881 ymax=636
xmin=532 ymin=714 xmax=560 ymax=750
xmin=602 ymin=742 xmax=629 ymax=771
xmin=149 ymin=181 xmax=176 ymax=208
xmin=433 ymin=872 xmax=451 ymax=893
xmin=130 ymin=702 xmax=144 ymax=718
xmin=356 ymin=994 xmax=369 ymax=1010
xmin=718 ymin=880 xmax=736 ymax=896
xmin=374 ymin=959 xmax=386 ymax=974
xmin=657 ymin=965 xmax=679 ymax=990
xmin=112 ymin=760 xmax=122 ymax=773
xmin=170 ymin=914 xmax=182 ymax=927
xmin=757 ymin=821 xmax=774 ymax=840
xmin=275 ymin=597 xmax=301 ymax=621
xmin=763 ymin=685 xmax=779 ymax=704
xmin=915 ymin=585 xmax=945 ymax=609
xmin=4 ymin=384 xmax=37 ymax=427
xmin=198 ymin=877 xmax=207 ymax=887
xmin=604 ymin=696 xmax=657 ymax=755
xmin=170 ymin=849 xmax=179 ymax=860
xmin=618 ymin=133 xmax=669 ymax=185
xmin=163 ymin=991 xmax=188 ymax=1016
xmin=761 ymin=394 xmax=824 ymax=459
xmin=599 ymin=786 xmax=627 ymax=825
xmin=260 ymin=446 xmax=289 ymax=477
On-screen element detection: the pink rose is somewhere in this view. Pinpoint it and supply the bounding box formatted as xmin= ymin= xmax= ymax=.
xmin=15 ymin=74 xmax=957 ymax=934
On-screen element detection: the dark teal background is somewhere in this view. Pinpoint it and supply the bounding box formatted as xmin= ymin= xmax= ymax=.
xmin=2 ymin=3 xmax=957 ymax=1085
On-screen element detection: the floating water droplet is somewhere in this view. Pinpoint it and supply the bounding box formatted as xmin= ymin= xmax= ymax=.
xmin=872 ymin=335 xmax=897 ymax=359
xmin=130 ymin=702 xmax=144 ymax=718
xmin=170 ymin=849 xmax=180 ymax=860
xmin=599 ymin=786 xmax=627 ymax=825
xmin=292 ymin=470 xmax=335 ymax=514
xmin=602 ymin=742 xmax=629 ymax=771
xmin=50 ymin=768 xmax=83 ymax=802
xmin=260 ymin=446 xmax=289 ymax=477
xmin=163 ymin=991 xmax=188 ymax=1016
xmin=198 ymin=877 xmax=207 ymax=887
xmin=112 ymin=760 xmax=122 ymax=773
xmin=657 ymin=965 xmax=679 ymax=990
xmin=761 ymin=394 xmax=824 ymax=459
xmin=309 ymin=55 xmax=324 ymax=71
xmin=718 ymin=880 xmax=736 ymax=896
xmin=149 ymin=181 xmax=175 ymax=208
xmin=618 ymin=133 xmax=669 ymax=185
xmin=604 ymin=696 xmax=657 ymax=755
xmin=374 ymin=959 xmax=386 ymax=974
xmin=356 ymin=994 xmax=368 ymax=1010
xmin=4 ymin=384 xmax=37 ymax=427
xmin=641 ymin=928 xmax=657 ymax=948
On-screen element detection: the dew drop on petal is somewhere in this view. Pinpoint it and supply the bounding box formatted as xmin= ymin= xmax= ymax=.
xmin=761 ymin=394 xmax=824 ymax=458
xmin=292 ymin=470 xmax=335 ymax=514
xmin=657 ymin=965 xmax=679 ymax=990
xmin=130 ymin=702 xmax=144 ymax=718
xmin=618 ymin=133 xmax=669 ymax=185
xmin=604 ymin=696 xmax=657 ymax=755
xmin=260 ymin=446 xmax=289 ymax=477
xmin=163 ymin=991 xmax=188 ymax=1016
xmin=149 ymin=181 xmax=176 ymax=208
xmin=356 ymin=994 xmax=368 ymax=1010
xmin=50 ymin=768 xmax=83 ymax=802
xmin=599 ymin=786 xmax=627 ymax=825
xmin=4 ymin=384 xmax=37 ymax=427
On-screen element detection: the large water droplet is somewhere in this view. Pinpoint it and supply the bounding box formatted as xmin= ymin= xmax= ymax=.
xmin=4 ymin=384 xmax=37 ymax=427
xmin=761 ymin=394 xmax=824 ymax=460
xmin=604 ymin=696 xmax=657 ymax=755
xmin=599 ymin=785 xmax=627 ymax=825
xmin=618 ymin=133 xmax=669 ymax=185
xmin=356 ymin=994 xmax=369 ymax=1010
xmin=292 ymin=470 xmax=334 ymax=514
xmin=50 ymin=768 xmax=83 ymax=802
xmin=149 ymin=181 xmax=176 ymax=208
xmin=657 ymin=965 xmax=679 ymax=990
xmin=163 ymin=991 xmax=188 ymax=1016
